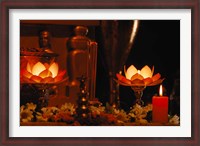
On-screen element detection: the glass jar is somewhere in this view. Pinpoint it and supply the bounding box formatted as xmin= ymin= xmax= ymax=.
xmin=66 ymin=26 xmax=98 ymax=103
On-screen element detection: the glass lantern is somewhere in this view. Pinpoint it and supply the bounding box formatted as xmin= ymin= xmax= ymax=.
xmin=20 ymin=31 xmax=66 ymax=110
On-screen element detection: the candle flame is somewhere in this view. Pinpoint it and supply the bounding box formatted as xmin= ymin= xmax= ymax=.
xmin=138 ymin=70 xmax=141 ymax=74
xmin=159 ymin=85 xmax=163 ymax=96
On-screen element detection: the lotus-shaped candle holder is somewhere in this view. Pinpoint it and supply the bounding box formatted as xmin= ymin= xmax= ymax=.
xmin=20 ymin=61 xmax=67 ymax=84
xmin=115 ymin=65 xmax=164 ymax=105
xmin=20 ymin=61 xmax=68 ymax=109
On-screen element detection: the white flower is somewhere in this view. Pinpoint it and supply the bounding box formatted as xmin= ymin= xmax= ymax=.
xmin=36 ymin=112 xmax=48 ymax=122
xmin=129 ymin=104 xmax=143 ymax=117
xmin=139 ymin=119 xmax=148 ymax=124
xmin=20 ymin=105 xmax=34 ymax=122
xmin=143 ymin=104 xmax=152 ymax=112
xmin=41 ymin=107 xmax=60 ymax=117
xmin=50 ymin=107 xmax=60 ymax=113
xmin=60 ymin=103 xmax=76 ymax=115
xmin=26 ymin=102 xmax=37 ymax=111
xmin=128 ymin=104 xmax=151 ymax=123
xmin=20 ymin=105 xmax=25 ymax=112
xmin=169 ymin=115 xmax=180 ymax=125
xmin=90 ymin=106 xmax=105 ymax=115
xmin=113 ymin=109 xmax=129 ymax=122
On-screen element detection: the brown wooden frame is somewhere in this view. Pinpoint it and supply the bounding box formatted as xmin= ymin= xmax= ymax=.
xmin=1 ymin=0 xmax=199 ymax=145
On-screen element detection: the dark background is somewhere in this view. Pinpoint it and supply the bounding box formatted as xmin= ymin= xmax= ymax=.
xmin=96 ymin=20 xmax=180 ymax=114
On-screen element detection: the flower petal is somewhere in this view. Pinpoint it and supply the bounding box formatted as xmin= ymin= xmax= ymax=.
xmin=131 ymin=73 xmax=144 ymax=81
xmin=26 ymin=62 xmax=32 ymax=73
xmin=49 ymin=62 xmax=59 ymax=78
xmin=152 ymin=73 xmax=161 ymax=82
xmin=21 ymin=76 xmax=32 ymax=83
xmin=148 ymin=78 xmax=164 ymax=86
xmin=116 ymin=73 xmax=123 ymax=80
xmin=131 ymin=79 xmax=145 ymax=86
xmin=151 ymin=66 xmax=154 ymax=77
xmin=114 ymin=79 xmax=131 ymax=86
xmin=54 ymin=70 xmax=66 ymax=82
xmin=41 ymin=77 xmax=54 ymax=83
xmin=116 ymin=73 xmax=132 ymax=85
xmin=39 ymin=69 xmax=52 ymax=78
xmin=143 ymin=77 xmax=153 ymax=86
xmin=43 ymin=63 xmax=50 ymax=69
xmin=124 ymin=66 xmax=127 ymax=78
xmin=140 ymin=65 xmax=152 ymax=78
xmin=21 ymin=69 xmax=32 ymax=78
xmin=57 ymin=70 xmax=66 ymax=78
xmin=32 ymin=62 xmax=46 ymax=76
xmin=30 ymin=75 xmax=42 ymax=83
xmin=54 ymin=75 xmax=63 ymax=82
xmin=125 ymin=65 xmax=138 ymax=80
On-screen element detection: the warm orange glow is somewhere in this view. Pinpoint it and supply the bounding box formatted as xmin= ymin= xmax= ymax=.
xmin=22 ymin=61 xmax=65 ymax=83
xmin=140 ymin=65 xmax=152 ymax=78
xmin=48 ymin=62 xmax=58 ymax=78
xmin=26 ymin=62 xmax=32 ymax=73
xmin=39 ymin=69 xmax=52 ymax=78
xmin=159 ymin=85 xmax=163 ymax=96
xmin=82 ymin=105 xmax=86 ymax=110
xmin=125 ymin=65 xmax=137 ymax=80
xmin=26 ymin=61 xmax=59 ymax=78
xmin=125 ymin=65 xmax=153 ymax=80
xmin=116 ymin=65 xmax=163 ymax=87
xmin=31 ymin=62 xmax=46 ymax=76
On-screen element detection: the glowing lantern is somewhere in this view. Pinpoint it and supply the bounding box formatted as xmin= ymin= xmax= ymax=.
xmin=21 ymin=61 xmax=66 ymax=83
xmin=116 ymin=65 xmax=164 ymax=87
xmin=115 ymin=64 xmax=164 ymax=106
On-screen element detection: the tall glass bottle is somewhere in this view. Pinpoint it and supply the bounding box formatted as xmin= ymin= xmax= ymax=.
xmin=66 ymin=26 xmax=97 ymax=103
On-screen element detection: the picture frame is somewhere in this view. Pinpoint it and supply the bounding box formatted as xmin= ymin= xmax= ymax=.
xmin=1 ymin=0 xmax=199 ymax=145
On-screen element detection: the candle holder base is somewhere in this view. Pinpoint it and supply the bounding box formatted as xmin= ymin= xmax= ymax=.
xmin=131 ymin=86 xmax=146 ymax=106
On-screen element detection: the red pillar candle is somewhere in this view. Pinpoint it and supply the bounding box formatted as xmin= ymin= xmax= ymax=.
xmin=152 ymin=85 xmax=168 ymax=123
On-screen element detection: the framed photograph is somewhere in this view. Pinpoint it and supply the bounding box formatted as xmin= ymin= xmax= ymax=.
xmin=1 ymin=0 xmax=199 ymax=145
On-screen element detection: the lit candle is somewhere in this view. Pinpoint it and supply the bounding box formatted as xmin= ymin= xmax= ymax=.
xmin=152 ymin=85 xmax=168 ymax=123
